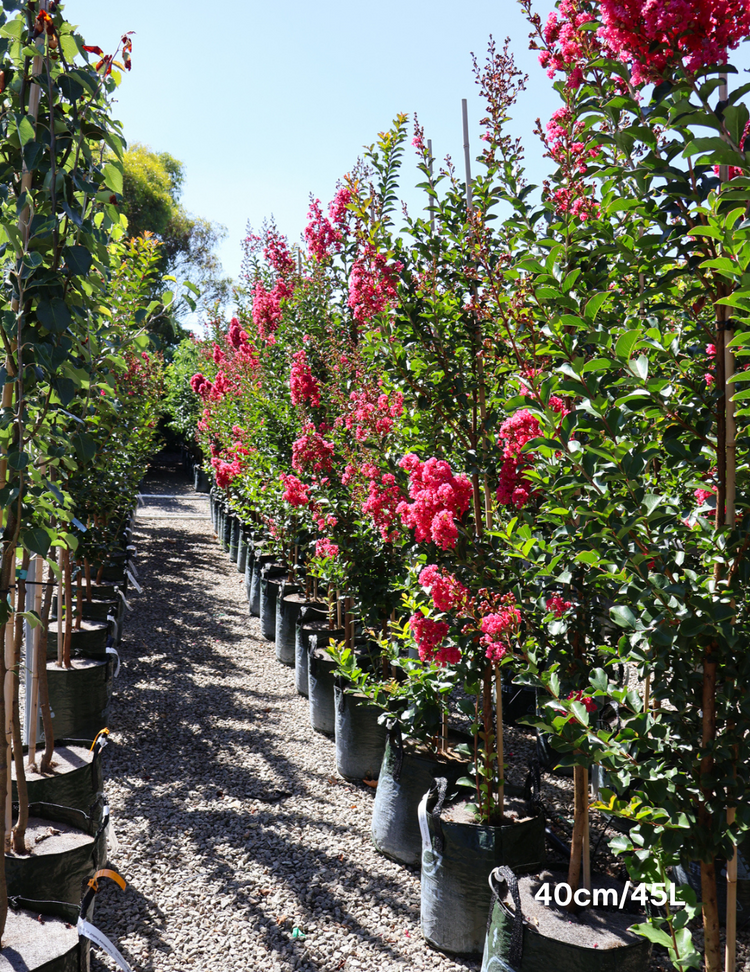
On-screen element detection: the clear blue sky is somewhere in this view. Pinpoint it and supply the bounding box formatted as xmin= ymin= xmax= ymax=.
xmin=69 ymin=0 xmax=750 ymax=290
xmin=68 ymin=0 xmax=562 ymax=284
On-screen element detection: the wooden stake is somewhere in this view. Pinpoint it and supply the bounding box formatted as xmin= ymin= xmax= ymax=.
xmin=62 ymin=547 xmax=73 ymax=668
xmin=427 ymin=138 xmax=435 ymax=233
xmin=568 ymin=764 xmax=586 ymax=906
xmin=462 ymin=99 xmax=473 ymax=213
xmin=4 ymin=588 xmax=13 ymax=843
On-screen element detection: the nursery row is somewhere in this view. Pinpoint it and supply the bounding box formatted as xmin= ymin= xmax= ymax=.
xmin=178 ymin=6 xmax=750 ymax=972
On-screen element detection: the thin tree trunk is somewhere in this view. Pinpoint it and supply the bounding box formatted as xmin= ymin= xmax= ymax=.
xmin=38 ymin=564 xmax=56 ymax=773
xmin=482 ymin=664 xmax=494 ymax=822
xmin=700 ymin=645 xmax=721 ymax=972
xmin=74 ymin=568 xmax=82 ymax=630
xmin=63 ymin=547 xmax=73 ymax=667
xmin=84 ymin=557 xmax=92 ymax=601
xmin=495 ymin=664 xmax=504 ymax=818
xmin=567 ymin=764 xmax=587 ymax=908
xmin=11 ymin=551 xmax=30 ymax=854
xmin=0 ymin=619 xmax=7 ymax=939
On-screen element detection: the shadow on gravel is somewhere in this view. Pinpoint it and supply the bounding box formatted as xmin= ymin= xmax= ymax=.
xmin=92 ymin=456 xmax=482 ymax=972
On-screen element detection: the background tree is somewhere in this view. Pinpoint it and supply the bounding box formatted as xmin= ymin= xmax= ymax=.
xmin=121 ymin=142 xmax=232 ymax=345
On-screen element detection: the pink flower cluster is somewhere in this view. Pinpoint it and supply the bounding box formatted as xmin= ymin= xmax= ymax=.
xmin=305 ymin=198 xmax=343 ymax=262
xmin=280 ymin=473 xmax=310 ymax=507
xmin=315 ymin=538 xmax=339 ymax=560
xmin=496 ymin=410 xmax=542 ymax=508
xmin=328 ymin=186 xmax=353 ymax=225
xmin=361 ymin=471 xmax=402 ymax=542
xmin=396 ymin=454 xmax=473 ymax=550
xmin=480 ymin=596 xmax=521 ymax=663
xmin=539 ymin=0 xmax=602 ymax=88
xmin=190 ymin=373 xmax=213 ymax=400
xmin=292 ymin=424 xmax=335 ymax=474
xmin=348 ymin=245 xmax=403 ymax=324
xmin=212 ymin=456 xmax=242 ymax=489
xmin=345 ymin=388 xmax=404 ymax=440
xmin=290 ymin=350 xmax=321 ymax=407
xmin=418 ymin=565 xmax=470 ymax=614
xmin=547 ymin=108 xmax=600 ymax=174
xmin=599 ymin=0 xmax=750 ymax=86
xmin=252 ymin=280 xmax=291 ymax=344
xmin=546 ymin=595 xmax=573 ymax=617
xmin=263 ymin=228 xmax=296 ymax=278
xmin=567 ymin=689 xmax=597 ymax=714
xmin=228 ymin=317 xmax=260 ymax=367
xmin=694 ymin=486 xmax=715 ymax=506
xmin=409 ymin=613 xmax=459 ymax=666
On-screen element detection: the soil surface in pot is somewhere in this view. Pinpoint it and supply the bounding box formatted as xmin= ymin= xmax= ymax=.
xmin=12 ymin=743 xmax=93 ymax=781
xmin=505 ymin=870 xmax=646 ymax=949
xmin=443 ymin=794 xmax=534 ymax=826
xmin=8 ymin=814 xmax=94 ymax=857
xmin=0 ymin=907 xmax=77 ymax=969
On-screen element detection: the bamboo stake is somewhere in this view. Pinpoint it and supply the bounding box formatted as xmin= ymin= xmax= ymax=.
xmin=427 ymin=138 xmax=435 ymax=233
xmin=84 ymin=557 xmax=92 ymax=601
xmin=335 ymin=590 xmax=342 ymax=630
xmin=567 ymin=763 xmax=586 ymax=907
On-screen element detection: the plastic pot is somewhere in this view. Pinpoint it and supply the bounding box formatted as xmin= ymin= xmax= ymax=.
xmin=307 ymin=629 xmax=344 ymax=735
xmin=14 ymin=736 xmax=106 ymax=811
xmin=244 ymin=544 xmax=255 ymax=606
xmin=237 ymin=529 xmax=248 ymax=575
xmin=260 ymin=565 xmax=287 ymax=641
xmin=4 ymin=895 xmax=92 ymax=972
xmin=481 ymin=867 xmax=652 ymax=972
xmin=221 ymin=507 xmax=233 ymax=553
xmin=371 ymin=727 xmax=469 ymax=866
xmin=274 ymin=585 xmax=305 ymax=666
xmin=45 ymin=657 xmax=113 ymax=740
xmin=334 ymin=686 xmax=388 ymax=780
xmin=249 ymin=554 xmax=275 ymax=617
xmin=194 ymin=464 xmax=210 ymax=493
xmin=47 ymin=620 xmax=110 ymax=661
xmin=294 ymin=606 xmax=327 ymax=696
xmin=420 ymin=779 xmax=546 ymax=956
xmin=6 ymin=799 xmax=109 ymax=905
xmin=229 ymin=516 xmax=241 ymax=564
xmin=88 ymin=582 xmax=120 ymax=602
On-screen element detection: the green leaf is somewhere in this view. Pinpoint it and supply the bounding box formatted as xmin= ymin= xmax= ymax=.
xmin=14 ymin=114 xmax=36 ymax=147
xmin=64 ymin=245 xmax=92 ymax=276
xmin=610 ymin=604 xmax=637 ymax=628
xmin=102 ymin=162 xmax=123 ymax=195
xmin=629 ymin=922 xmax=673 ymax=949
xmin=615 ymin=329 xmax=641 ymax=360
xmin=36 ymin=298 xmax=71 ymax=334
xmin=21 ymin=527 xmax=50 ymax=557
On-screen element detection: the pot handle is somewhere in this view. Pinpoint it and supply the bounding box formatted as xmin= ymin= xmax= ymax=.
xmin=424 ymin=776 xmax=449 ymax=854
xmin=386 ymin=719 xmax=404 ymax=782
xmin=335 ymin=678 xmax=348 ymax=714
xmin=488 ymin=865 xmax=524 ymax=969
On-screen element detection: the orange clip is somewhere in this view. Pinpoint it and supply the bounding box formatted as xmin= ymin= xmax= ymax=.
xmin=87 ymin=868 xmax=127 ymax=893
xmin=89 ymin=728 xmax=110 ymax=751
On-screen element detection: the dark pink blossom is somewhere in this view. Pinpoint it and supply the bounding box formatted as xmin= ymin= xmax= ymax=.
xmin=409 ymin=613 xmax=458 ymax=666
xmin=290 ymin=350 xmax=321 ymax=407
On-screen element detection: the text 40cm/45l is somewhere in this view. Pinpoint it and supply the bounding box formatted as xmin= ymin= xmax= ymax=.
xmin=535 ymin=881 xmax=680 ymax=910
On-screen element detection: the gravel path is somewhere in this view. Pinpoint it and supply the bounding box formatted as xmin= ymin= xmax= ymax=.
xmin=90 ymin=455 xmax=481 ymax=972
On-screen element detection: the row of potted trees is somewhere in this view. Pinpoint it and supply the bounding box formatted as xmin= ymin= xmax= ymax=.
xmin=184 ymin=2 xmax=750 ymax=969
xmin=0 ymin=2 xmax=169 ymax=966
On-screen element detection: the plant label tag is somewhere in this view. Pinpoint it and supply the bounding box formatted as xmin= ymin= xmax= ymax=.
xmin=106 ymin=645 xmax=121 ymax=677
xmin=117 ymin=588 xmax=132 ymax=612
xmin=126 ymin=570 xmax=142 ymax=593
xmin=417 ymin=792 xmax=432 ymax=858
xmin=128 ymin=560 xmax=140 ymax=578
xmin=77 ymin=918 xmax=133 ymax=971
